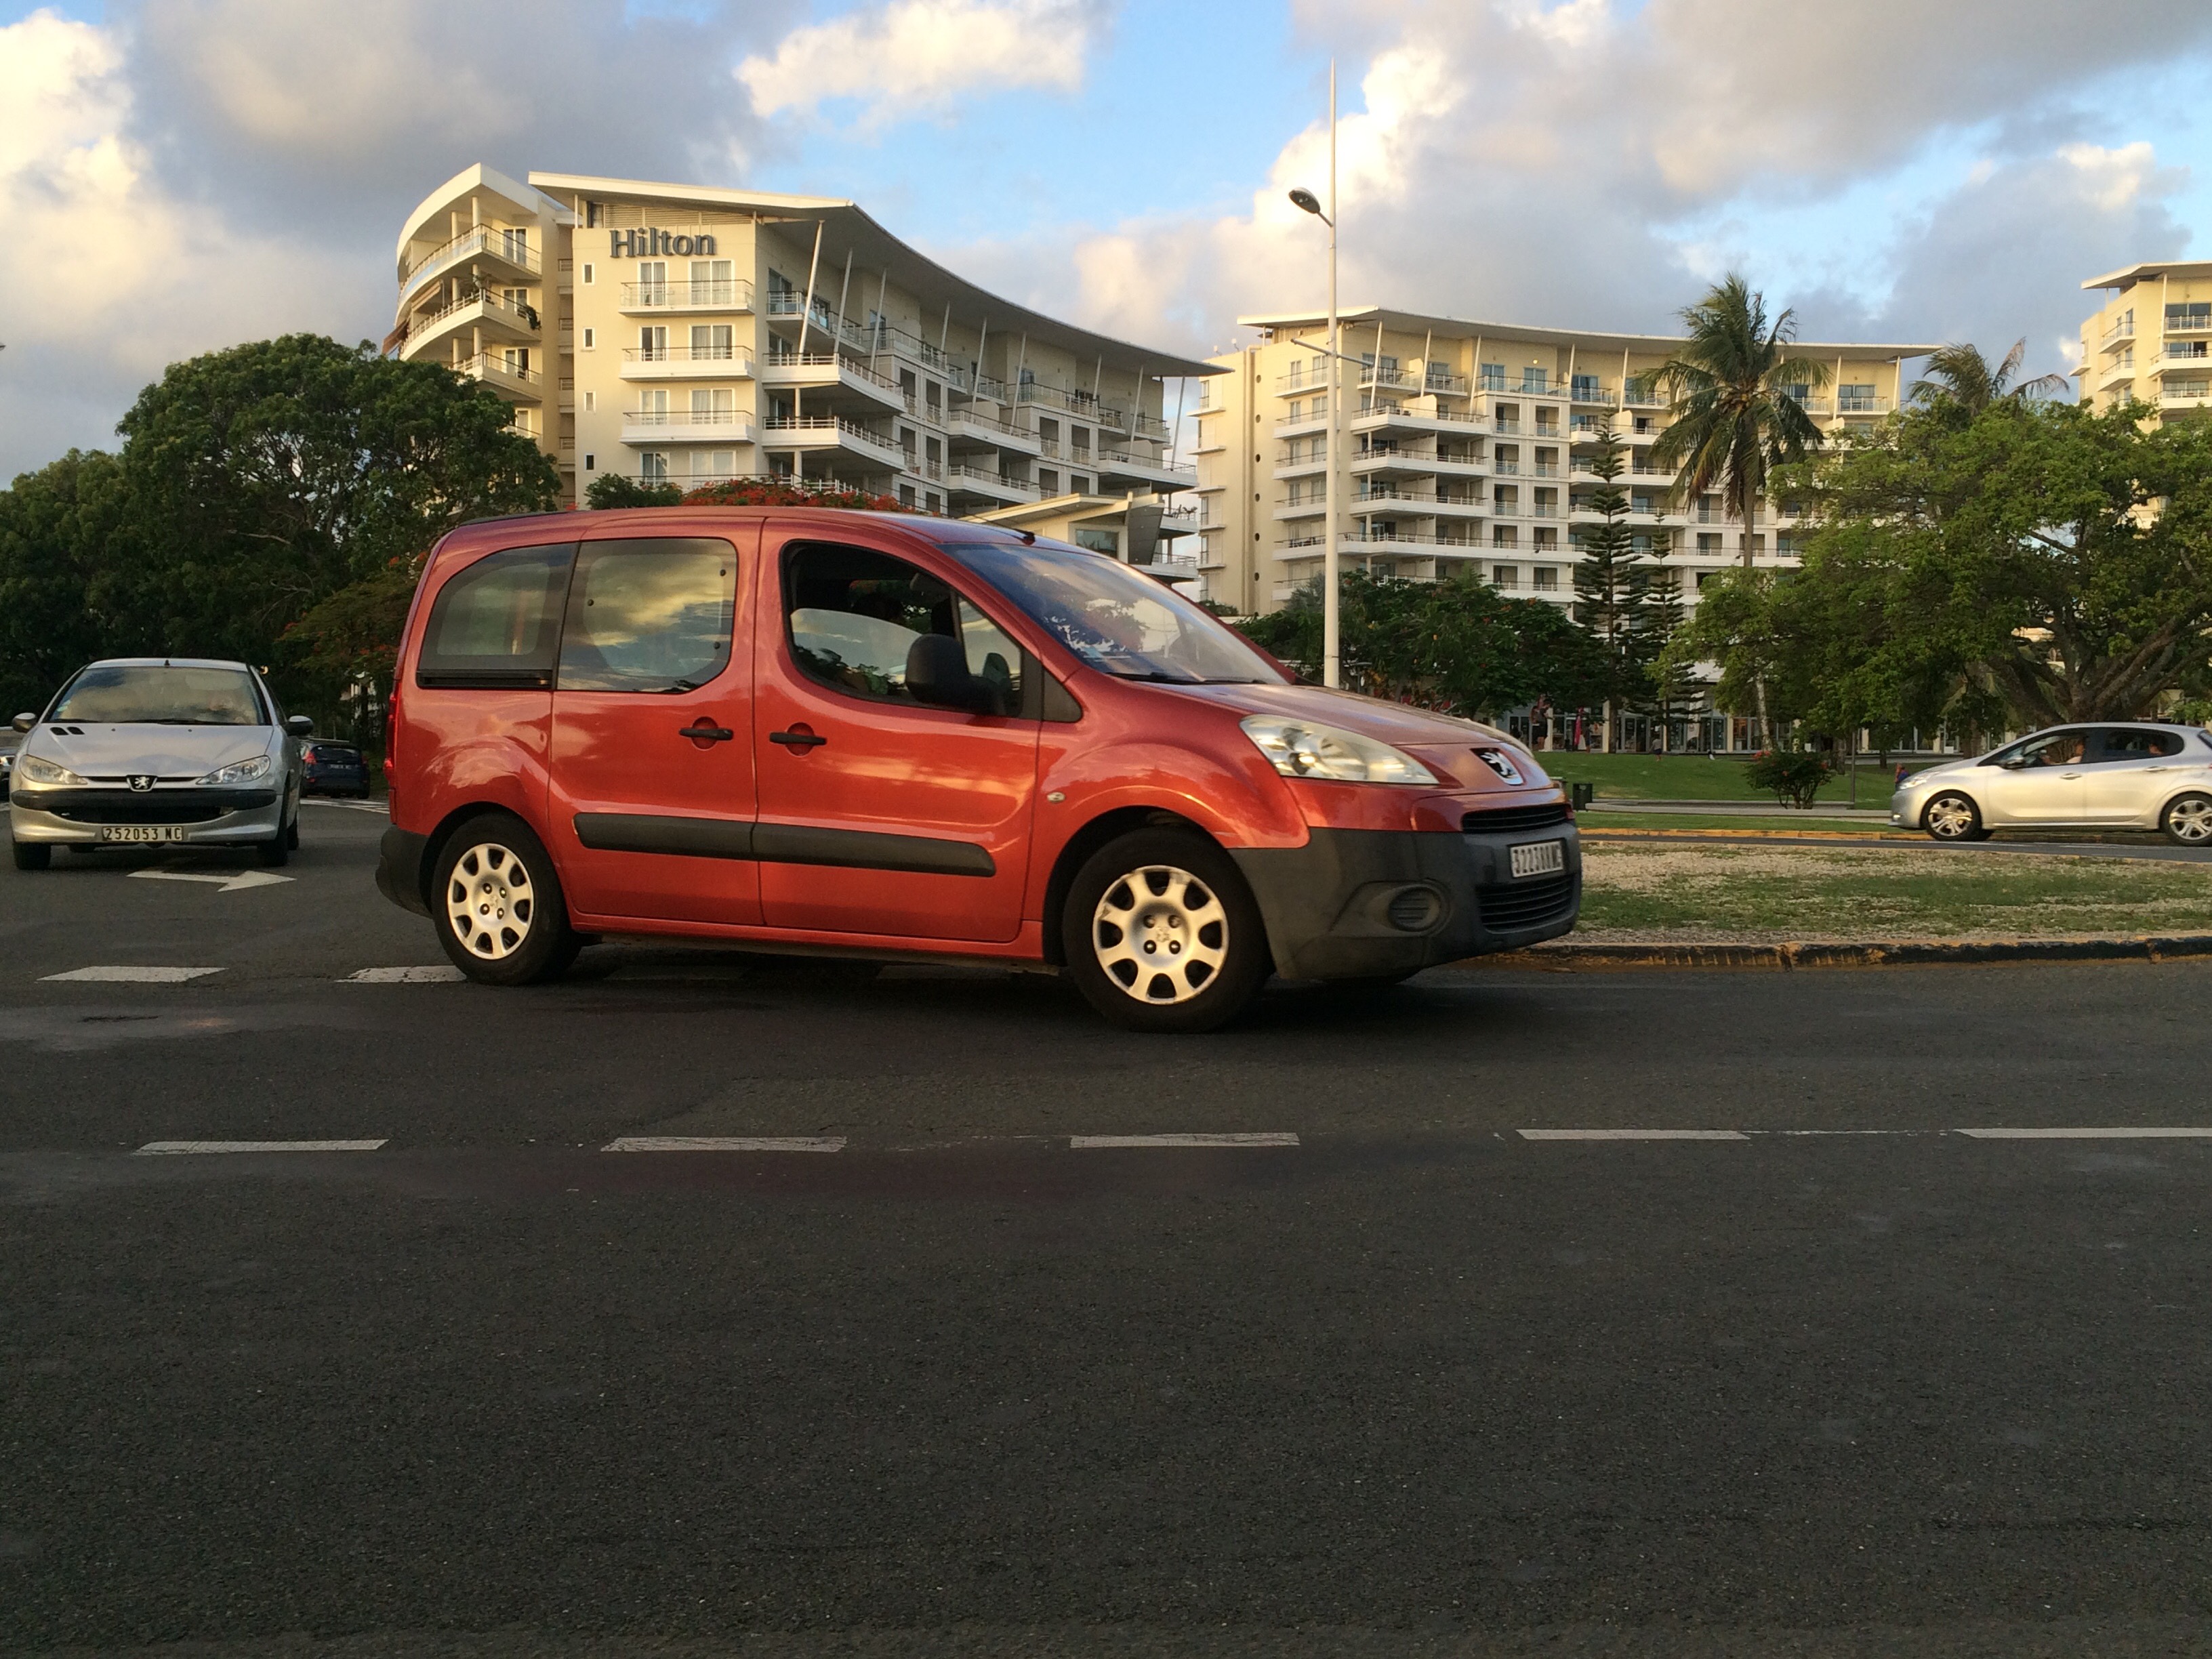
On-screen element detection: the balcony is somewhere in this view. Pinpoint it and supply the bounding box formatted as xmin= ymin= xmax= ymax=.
xmin=2166 ymin=312 xmax=2212 ymax=336
xmin=943 ymin=464 xmax=1038 ymax=504
xmin=396 ymin=287 xmax=539 ymax=361
xmin=401 ymin=225 xmax=540 ymax=308
xmin=2160 ymin=382 xmax=2212 ymax=407
xmin=621 ymin=410 xmax=758 ymax=446
xmin=759 ymin=352 xmax=903 ymax=411
xmin=2104 ymin=317 xmax=2137 ymax=344
xmin=1015 ymin=381 xmax=1129 ymax=431
xmin=1833 ymin=396 xmax=1889 ymax=417
xmin=619 ymin=278 xmax=756 ymax=314
xmin=759 ymin=415 xmax=905 ymax=468
xmin=619 ymin=346 xmax=758 ymax=382
xmin=455 ymin=352 xmax=540 ymax=402
xmin=947 ymin=407 xmax=1040 ymax=454
xmin=2164 ymin=342 xmax=2212 ymax=361
xmin=1097 ymin=449 xmax=1196 ymax=489
xmin=1569 ymin=383 xmax=1618 ymax=407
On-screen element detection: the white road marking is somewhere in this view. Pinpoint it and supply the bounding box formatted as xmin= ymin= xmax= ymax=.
xmin=1070 ymin=1132 xmax=1301 ymax=1148
xmin=134 ymin=1139 xmax=387 ymax=1155
xmin=302 ymin=798 xmax=387 ymax=815
xmin=1519 ymin=1128 xmax=1750 ymax=1141
xmin=41 ymin=966 xmax=223 ymax=983
xmin=602 ymin=1136 xmax=847 ymax=1153
xmin=1954 ymin=1127 xmax=2212 ymax=1139
xmin=345 ymin=966 xmax=464 ymax=984
xmin=128 ymin=869 xmax=294 ymax=893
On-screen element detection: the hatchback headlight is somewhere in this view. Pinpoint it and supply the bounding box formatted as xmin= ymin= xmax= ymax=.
xmin=16 ymin=754 xmax=87 ymax=787
xmin=197 ymin=755 xmax=272 ymax=787
xmin=1240 ymin=716 xmax=1438 ymax=785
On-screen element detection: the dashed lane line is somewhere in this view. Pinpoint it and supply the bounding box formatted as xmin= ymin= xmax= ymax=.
xmin=603 ymin=1136 xmax=847 ymax=1153
xmin=1519 ymin=1128 xmax=1750 ymax=1141
xmin=42 ymin=966 xmax=223 ymax=983
xmin=1522 ymin=1126 xmax=2212 ymax=1141
xmin=1953 ymin=1126 xmax=2212 ymax=1139
xmin=1071 ymin=1132 xmax=1301 ymax=1148
xmin=345 ymin=966 xmax=465 ymax=984
xmin=135 ymin=1140 xmax=388 ymax=1155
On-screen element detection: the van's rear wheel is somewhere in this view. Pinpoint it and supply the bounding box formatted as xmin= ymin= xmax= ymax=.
xmin=1063 ymin=829 xmax=1269 ymax=1033
xmin=432 ymin=813 xmax=579 ymax=986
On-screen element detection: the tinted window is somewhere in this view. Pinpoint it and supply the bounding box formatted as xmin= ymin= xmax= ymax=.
xmin=2097 ymin=727 xmax=2184 ymax=760
xmin=51 ymin=664 xmax=264 ymax=725
xmin=417 ymin=542 xmax=575 ymax=689
xmin=784 ymin=542 xmax=1020 ymax=708
xmin=558 ymin=538 xmax=737 ymax=693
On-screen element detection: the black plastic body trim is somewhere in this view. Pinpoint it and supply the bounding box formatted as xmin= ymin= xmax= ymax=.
xmin=575 ymin=813 xmax=754 ymax=860
xmin=569 ymin=813 xmax=995 ymax=878
xmin=1231 ymin=820 xmax=1581 ymax=981
xmin=376 ymin=826 xmax=432 ymax=916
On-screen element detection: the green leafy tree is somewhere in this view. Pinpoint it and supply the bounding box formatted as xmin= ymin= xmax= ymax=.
xmin=585 ymin=474 xmax=684 ymax=508
xmin=1786 ymin=394 xmax=2212 ymax=729
xmin=0 ymin=450 xmax=132 ymax=714
xmin=1637 ymin=564 xmax=1700 ymax=750
xmin=1906 ymin=339 xmax=2070 ymax=422
xmin=1570 ymin=423 xmax=1654 ymax=750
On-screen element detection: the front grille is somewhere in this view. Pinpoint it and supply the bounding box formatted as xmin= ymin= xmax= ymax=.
xmin=18 ymin=787 xmax=276 ymax=825
xmin=1478 ymin=870 xmax=1577 ymax=933
xmin=1462 ymin=800 xmax=1573 ymax=834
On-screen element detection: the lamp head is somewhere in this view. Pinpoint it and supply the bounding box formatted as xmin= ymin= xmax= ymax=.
xmin=1288 ymin=187 xmax=1324 ymax=217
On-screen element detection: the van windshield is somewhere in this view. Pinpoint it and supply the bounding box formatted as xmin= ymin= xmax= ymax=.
xmin=942 ymin=540 xmax=1282 ymax=685
xmin=50 ymin=664 xmax=264 ymax=726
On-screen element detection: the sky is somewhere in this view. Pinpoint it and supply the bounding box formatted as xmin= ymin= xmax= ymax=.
xmin=5 ymin=0 xmax=2212 ymax=479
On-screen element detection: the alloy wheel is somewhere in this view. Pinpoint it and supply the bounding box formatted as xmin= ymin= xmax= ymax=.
xmin=447 ymin=842 xmax=535 ymax=960
xmin=1090 ymin=864 xmax=1230 ymax=1005
xmin=1925 ymin=794 xmax=1977 ymax=840
xmin=2169 ymin=796 xmax=2212 ymax=844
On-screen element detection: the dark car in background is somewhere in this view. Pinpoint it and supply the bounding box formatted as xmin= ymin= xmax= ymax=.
xmin=300 ymin=741 xmax=372 ymax=798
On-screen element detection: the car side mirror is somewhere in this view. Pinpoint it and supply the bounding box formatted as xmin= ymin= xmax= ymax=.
xmin=11 ymin=714 xmax=34 ymax=733
xmin=285 ymin=714 xmax=315 ymax=737
xmin=2000 ymin=758 xmax=2027 ymax=770
xmin=905 ymin=634 xmax=998 ymax=715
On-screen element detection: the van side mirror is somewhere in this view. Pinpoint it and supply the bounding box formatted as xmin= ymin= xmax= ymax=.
xmin=11 ymin=714 xmax=33 ymax=733
xmin=285 ymin=714 xmax=315 ymax=737
xmin=905 ymin=634 xmax=999 ymax=715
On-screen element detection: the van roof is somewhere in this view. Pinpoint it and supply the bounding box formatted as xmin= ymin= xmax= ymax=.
xmin=437 ymin=507 xmax=1029 ymax=554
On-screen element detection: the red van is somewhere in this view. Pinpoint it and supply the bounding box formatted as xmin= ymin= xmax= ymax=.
xmin=375 ymin=508 xmax=1580 ymax=1030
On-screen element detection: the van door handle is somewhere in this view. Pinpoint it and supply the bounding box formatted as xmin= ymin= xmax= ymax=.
xmin=769 ymin=729 xmax=827 ymax=750
xmin=678 ymin=722 xmax=734 ymax=743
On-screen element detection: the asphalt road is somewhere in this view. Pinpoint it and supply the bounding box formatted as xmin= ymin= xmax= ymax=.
xmin=7 ymin=803 xmax=2212 ymax=1657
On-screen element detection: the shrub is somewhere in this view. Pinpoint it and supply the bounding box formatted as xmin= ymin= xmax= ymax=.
xmin=1744 ymin=747 xmax=1834 ymax=808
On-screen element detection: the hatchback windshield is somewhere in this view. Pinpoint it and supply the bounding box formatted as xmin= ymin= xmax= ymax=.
xmin=943 ymin=540 xmax=1282 ymax=684
xmin=50 ymin=664 xmax=264 ymax=726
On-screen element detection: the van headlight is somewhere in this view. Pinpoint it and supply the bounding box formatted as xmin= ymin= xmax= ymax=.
xmin=197 ymin=755 xmax=272 ymax=786
xmin=16 ymin=754 xmax=87 ymax=787
xmin=1240 ymin=716 xmax=1437 ymax=785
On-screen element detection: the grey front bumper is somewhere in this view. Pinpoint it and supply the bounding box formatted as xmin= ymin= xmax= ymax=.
xmin=9 ymin=787 xmax=283 ymax=844
xmin=1232 ymin=824 xmax=1581 ymax=982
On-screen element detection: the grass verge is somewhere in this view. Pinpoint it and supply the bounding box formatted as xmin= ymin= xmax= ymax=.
xmin=1533 ymin=751 xmax=1939 ymax=804
xmin=1582 ymin=813 xmax=1898 ymax=833
xmin=1578 ymin=841 xmax=2212 ymax=940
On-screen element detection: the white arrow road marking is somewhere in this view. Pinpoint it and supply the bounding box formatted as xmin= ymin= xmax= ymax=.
xmin=42 ymin=966 xmax=223 ymax=983
xmin=345 ymin=966 xmax=464 ymax=984
xmin=129 ymin=869 xmax=295 ymax=893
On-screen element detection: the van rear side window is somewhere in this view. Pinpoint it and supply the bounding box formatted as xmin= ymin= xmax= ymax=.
xmin=416 ymin=543 xmax=576 ymax=689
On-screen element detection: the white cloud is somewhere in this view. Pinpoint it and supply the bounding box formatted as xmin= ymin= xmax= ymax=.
xmin=737 ymin=0 xmax=1109 ymax=127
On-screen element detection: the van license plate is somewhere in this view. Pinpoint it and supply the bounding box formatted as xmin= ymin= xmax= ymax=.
xmin=98 ymin=826 xmax=188 ymax=844
xmin=1509 ymin=839 xmax=1565 ymax=879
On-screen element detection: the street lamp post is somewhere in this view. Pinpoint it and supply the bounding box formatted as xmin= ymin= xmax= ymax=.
xmin=1289 ymin=60 xmax=1340 ymax=689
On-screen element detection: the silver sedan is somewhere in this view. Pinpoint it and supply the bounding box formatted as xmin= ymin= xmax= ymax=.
xmin=9 ymin=658 xmax=309 ymax=870
xmin=1891 ymin=722 xmax=2212 ymax=845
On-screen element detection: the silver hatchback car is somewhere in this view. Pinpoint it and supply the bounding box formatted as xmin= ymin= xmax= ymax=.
xmin=1892 ymin=722 xmax=2212 ymax=845
xmin=9 ymin=658 xmax=310 ymax=871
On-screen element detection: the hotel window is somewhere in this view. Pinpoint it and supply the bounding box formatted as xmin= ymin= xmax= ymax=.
xmin=1533 ymin=527 xmax=1557 ymax=548
xmin=1492 ymin=526 xmax=1518 ymax=548
xmin=1571 ymin=373 xmax=1600 ymax=402
xmin=1532 ymin=567 xmax=1557 ymax=591
xmin=691 ymin=258 xmax=734 ymax=305
xmin=1070 ymin=475 xmax=1090 ymax=494
xmin=1697 ymin=533 xmax=1721 ymax=553
xmin=583 ymin=453 xmax=595 ymax=470
xmin=926 ymin=492 xmax=941 ymax=513
xmin=1838 ymin=383 xmax=1877 ymax=411
xmin=638 ymin=326 xmax=665 ymax=359
xmin=1519 ymin=367 xmax=1549 ymax=394
xmin=500 ymin=347 xmax=530 ymax=377
xmin=581 ymin=391 xmax=595 ymax=413
xmin=692 ymin=388 xmax=734 ymax=424
xmin=499 ymin=227 xmax=529 ymax=265
xmin=637 ymin=389 xmax=670 ymax=424
xmin=637 ymin=260 xmax=668 ymax=305
xmin=640 ymin=452 xmax=669 ymax=482
xmin=581 ymin=263 xmax=594 ymax=285
xmin=2167 ymin=302 xmax=2212 ymax=329
xmin=585 ymin=202 xmax=602 ymax=228
xmin=1492 ymin=565 xmax=1520 ymax=588
xmin=1479 ymin=363 xmax=1505 ymax=391
xmin=691 ymin=324 xmax=733 ymax=361
xmin=1288 ymin=400 xmax=1302 ymax=421
xmin=1038 ymin=468 xmax=1059 ymax=494
xmin=689 ymin=449 xmax=735 ymax=480
xmin=581 ymin=327 xmax=594 ymax=350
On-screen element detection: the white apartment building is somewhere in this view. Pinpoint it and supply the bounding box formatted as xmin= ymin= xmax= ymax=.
xmin=2076 ymin=260 xmax=2212 ymax=419
xmin=391 ymin=165 xmax=1204 ymax=521
xmin=1192 ymin=307 xmax=1933 ymax=614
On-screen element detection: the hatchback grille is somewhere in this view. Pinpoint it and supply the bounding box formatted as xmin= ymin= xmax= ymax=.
xmin=1478 ymin=870 xmax=1577 ymax=933
xmin=1462 ymin=801 xmax=1573 ymax=834
xmin=30 ymin=787 xmax=276 ymax=825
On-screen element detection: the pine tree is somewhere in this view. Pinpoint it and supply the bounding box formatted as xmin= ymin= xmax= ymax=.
xmin=1570 ymin=423 xmax=1654 ymax=750
xmin=1638 ymin=558 xmax=1700 ymax=751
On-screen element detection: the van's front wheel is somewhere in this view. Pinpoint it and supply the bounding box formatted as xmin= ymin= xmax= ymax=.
xmin=432 ymin=813 xmax=579 ymax=985
xmin=1063 ymin=829 xmax=1270 ymax=1033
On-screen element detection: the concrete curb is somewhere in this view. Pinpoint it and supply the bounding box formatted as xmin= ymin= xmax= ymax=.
xmin=1462 ymin=935 xmax=2212 ymax=972
xmin=1582 ymin=826 xmax=1913 ymax=841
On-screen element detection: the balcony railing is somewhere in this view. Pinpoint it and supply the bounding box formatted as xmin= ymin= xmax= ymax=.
xmin=624 ymin=409 xmax=753 ymax=430
xmin=457 ymin=352 xmax=538 ymax=390
xmin=2165 ymin=342 xmax=2211 ymax=360
xmin=2166 ymin=312 xmax=2212 ymax=335
xmin=762 ymin=351 xmax=901 ymax=393
xmin=1834 ymin=395 xmax=1889 ymax=415
xmin=2104 ymin=318 xmax=2137 ymax=342
xmin=621 ymin=278 xmax=756 ymax=312
xmin=405 ymin=285 xmax=540 ymax=342
xmin=945 ymin=464 xmax=1033 ymax=495
xmin=1423 ymin=371 xmax=1470 ymax=396
xmin=1016 ymin=381 xmax=1129 ymax=429
xmin=621 ymin=345 xmax=757 ymax=374
xmin=760 ymin=415 xmax=903 ymax=461
xmin=403 ymin=225 xmax=540 ymax=291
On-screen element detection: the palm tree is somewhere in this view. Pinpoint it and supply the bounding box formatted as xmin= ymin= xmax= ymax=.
xmin=1647 ymin=274 xmax=1832 ymax=574
xmin=1907 ymin=339 xmax=2070 ymax=415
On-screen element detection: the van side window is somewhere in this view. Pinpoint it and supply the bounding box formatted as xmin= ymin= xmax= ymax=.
xmin=416 ymin=542 xmax=575 ymax=689
xmin=557 ymin=538 xmax=737 ymax=693
xmin=783 ymin=542 xmax=1023 ymax=708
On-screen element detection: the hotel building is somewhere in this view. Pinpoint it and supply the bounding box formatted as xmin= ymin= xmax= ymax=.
xmin=1191 ymin=307 xmax=1931 ymax=614
xmin=390 ymin=165 xmax=1204 ymax=537
xmin=2076 ymin=260 xmax=2212 ymax=420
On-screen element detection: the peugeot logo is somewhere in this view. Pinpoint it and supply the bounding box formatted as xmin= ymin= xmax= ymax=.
xmin=1474 ymin=748 xmax=1523 ymax=783
xmin=128 ymin=775 xmax=155 ymax=793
